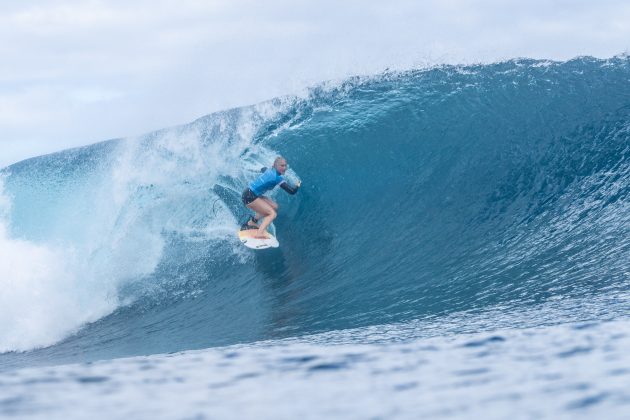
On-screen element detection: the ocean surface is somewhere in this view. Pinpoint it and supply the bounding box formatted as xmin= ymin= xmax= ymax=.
xmin=0 ymin=56 xmax=629 ymax=418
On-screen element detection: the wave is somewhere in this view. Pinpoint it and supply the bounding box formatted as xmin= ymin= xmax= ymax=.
xmin=0 ymin=56 xmax=629 ymax=363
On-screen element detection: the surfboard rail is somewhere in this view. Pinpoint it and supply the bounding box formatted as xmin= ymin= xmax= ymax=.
xmin=238 ymin=228 xmax=279 ymax=249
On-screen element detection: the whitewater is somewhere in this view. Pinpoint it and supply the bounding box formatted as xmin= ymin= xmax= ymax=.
xmin=0 ymin=56 xmax=629 ymax=418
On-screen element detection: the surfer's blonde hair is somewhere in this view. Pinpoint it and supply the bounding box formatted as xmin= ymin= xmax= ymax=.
xmin=273 ymin=156 xmax=286 ymax=168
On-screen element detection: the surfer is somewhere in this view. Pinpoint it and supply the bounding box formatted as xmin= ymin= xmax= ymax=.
xmin=241 ymin=156 xmax=301 ymax=238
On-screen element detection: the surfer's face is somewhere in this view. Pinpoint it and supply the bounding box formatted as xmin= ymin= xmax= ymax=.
xmin=275 ymin=160 xmax=288 ymax=174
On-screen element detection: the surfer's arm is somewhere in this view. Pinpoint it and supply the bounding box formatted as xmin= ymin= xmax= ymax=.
xmin=280 ymin=180 xmax=301 ymax=195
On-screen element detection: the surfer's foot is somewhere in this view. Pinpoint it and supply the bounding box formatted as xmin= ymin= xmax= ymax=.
xmin=255 ymin=230 xmax=268 ymax=239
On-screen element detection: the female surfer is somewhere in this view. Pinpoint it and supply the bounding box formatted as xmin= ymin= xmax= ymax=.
xmin=241 ymin=156 xmax=301 ymax=238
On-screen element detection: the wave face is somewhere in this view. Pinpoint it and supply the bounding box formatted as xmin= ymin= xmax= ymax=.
xmin=1 ymin=57 xmax=629 ymax=366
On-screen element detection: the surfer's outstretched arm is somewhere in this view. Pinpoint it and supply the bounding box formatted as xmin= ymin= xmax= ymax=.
xmin=280 ymin=180 xmax=301 ymax=195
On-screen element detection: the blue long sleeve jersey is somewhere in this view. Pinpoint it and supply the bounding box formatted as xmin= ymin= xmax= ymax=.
xmin=248 ymin=167 xmax=299 ymax=197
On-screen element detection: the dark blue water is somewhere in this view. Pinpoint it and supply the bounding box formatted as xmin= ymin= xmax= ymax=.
xmin=0 ymin=56 xmax=629 ymax=373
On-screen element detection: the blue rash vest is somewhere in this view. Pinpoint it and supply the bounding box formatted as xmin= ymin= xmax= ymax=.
xmin=248 ymin=167 xmax=285 ymax=197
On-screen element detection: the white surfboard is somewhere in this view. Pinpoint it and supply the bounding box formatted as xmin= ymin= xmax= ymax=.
xmin=238 ymin=228 xmax=279 ymax=250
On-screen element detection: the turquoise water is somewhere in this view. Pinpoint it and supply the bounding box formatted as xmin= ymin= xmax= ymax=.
xmin=0 ymin=56 xmax=629 ymax=417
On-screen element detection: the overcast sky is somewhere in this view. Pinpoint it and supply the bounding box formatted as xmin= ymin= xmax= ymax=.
xmin=1 ymin=0 xmax=629 ymax=167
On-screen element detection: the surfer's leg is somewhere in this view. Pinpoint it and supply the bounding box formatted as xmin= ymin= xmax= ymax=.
xmin=247 ymin=199 xmax=276 ymax=237
xmin=259 ymin=196 xmax=278 ymax=211
xmin=248 ymin=197 xmax=277 ymax=228
xmin=242 ymin=188 xmax=261 ymax=226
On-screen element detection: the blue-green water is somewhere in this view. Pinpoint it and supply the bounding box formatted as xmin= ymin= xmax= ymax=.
xmin=0 ymin=57 xmax=629 ymax=418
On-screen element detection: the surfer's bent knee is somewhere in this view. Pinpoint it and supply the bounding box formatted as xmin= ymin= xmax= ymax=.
xmin=262 ymin=197 xmax=278 ymax=210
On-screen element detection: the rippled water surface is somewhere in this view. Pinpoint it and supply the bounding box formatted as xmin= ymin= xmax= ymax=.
xmin=1 ymin=57 xmax=629 ymax=418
